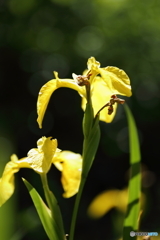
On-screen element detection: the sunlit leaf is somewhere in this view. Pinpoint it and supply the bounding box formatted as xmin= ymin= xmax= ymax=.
xmin=123 ymin=104 xmax=141 ymax=240
xmin=23 ymin=178 xmax=63 ymax=240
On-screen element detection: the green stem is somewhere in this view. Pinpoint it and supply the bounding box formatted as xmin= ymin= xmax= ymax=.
xmin=85 ymin=84 xmax=91 ymax=104
xmin=69 ymin=177 xmax=86 ymax=240
xmin=69 ymin=77 xmax=100 ymax=240
xmin=40 ymin=173 xmax=53 ymax=211
xmin=69 ymin=135 xmax=89 ymax=240
xmin=40 ymin=173 xmax=65 ymax=240
xmin=69 ymin=119 xmax=100 ymax=240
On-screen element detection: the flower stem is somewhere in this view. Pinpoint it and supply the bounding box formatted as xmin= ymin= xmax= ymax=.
xmin=69 ymin=177 xmax=86 ymax=240
xmin=69 ymin=120 xmax=100 ymax=240
xmin=40 ymin=173 xmax=65 ymax=240
xmin=40 ymin=173 xmax=53 ymax=211
xmin=69 ymin=77 xmax=100 ymax=240
xmin=85 ymin=84 xmax=91 ymax=104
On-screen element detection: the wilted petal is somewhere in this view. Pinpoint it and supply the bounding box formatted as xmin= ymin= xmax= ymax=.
xmin=53 ymin=151 xmax=82 ymax=198
xmin=37 ymin=72 xmax=84 ymax=128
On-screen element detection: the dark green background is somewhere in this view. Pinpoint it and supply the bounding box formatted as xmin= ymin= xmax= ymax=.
xmin=0 ymin=0 xmax=160 ymax=239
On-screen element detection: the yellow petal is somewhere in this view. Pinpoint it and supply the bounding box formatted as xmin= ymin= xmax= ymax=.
xmin=87 ymin=57 xmax=131 ymax=96
xmin=0 ymin=153 xmax=37 ymax=207
xmin=82 ymin=58 xmax=131 ymax=123
xmin=88 ymin=188 xmax=145 ymax=219
xmin=53 ymin=151 xmax=82 ymax=198
xmin=0 ymin=155 xmax=19 ymax=206
xmin=87 ymin=57 xmax=100 ymax=72
xmin=37 ymin=72 xmax=84 ymax=128
xmin=23 ymin=137 xmax=57 ymax=174
xmin=87 ymin=190 xmax=120 ymax=218
xmin=0 ymin=137 xmax=58 ymax=206
xmin=82 ymin=76 xmax=117 ymax=123
xmin=116 ymin=188 xmax=128 ymax=212
xmin=98 ymin=66 xmax=132 ymax=97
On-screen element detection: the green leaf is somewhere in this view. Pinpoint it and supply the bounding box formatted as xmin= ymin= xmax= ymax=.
xmin=123 ymin=105 xmax=141 ymax=240
xmin=82 ymin=114 xmax=100 ymax=176
xmin=22 ymin=178 xmax=63 ymax=240
xmin=82 ymin=100 xmax=94 ymax=138
xmin=40 ymin=174 xmax=65 ymax=240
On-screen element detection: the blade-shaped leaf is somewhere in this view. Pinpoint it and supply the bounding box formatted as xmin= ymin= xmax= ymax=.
xmin=44 ymin=187 xmax=65 ymax=240
xmin=123 ymin=104 xmax=141 ymax=240
xmin=82 ymin=114 xmax=100 ymax=175
xmin=23 ymin=178 xmax=63 ymax=240
xmin=69 ymin=103 xmax=100 ymax=240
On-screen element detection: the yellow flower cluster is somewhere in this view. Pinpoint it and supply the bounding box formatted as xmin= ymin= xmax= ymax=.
xmin=0 ymin=57 xmax=132 ymax=207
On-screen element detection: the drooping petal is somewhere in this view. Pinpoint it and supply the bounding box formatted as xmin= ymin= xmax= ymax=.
xmin=81 ymin=76 xmax=117 ymax=123
xmin=37 ymin=72 xmax=85 ymax=128
xmin=0 ymin=155 xmax=20 ymax=206
xmin=22 ymin=137 xmax=57 ymax=174
xmin=53 ymin=151 xmax=82 ymax=198
xmin=37 ymin=79 xmax=57 ymax=129
xmin=87 ymin=189 xmax=128 ymax=219
xmin=88 ymin=188 xmax=145 ymax=219
xmin=0 ymin=137 xmax=59 ymax=206
xmin=98 ymin=66 xmax=132 ymax=97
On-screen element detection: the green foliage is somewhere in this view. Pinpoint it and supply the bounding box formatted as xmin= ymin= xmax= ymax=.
xmin=123 ymin=104 xmax=141 ymax=240
xmin=23 ymin=178 xmax=65 ymax=240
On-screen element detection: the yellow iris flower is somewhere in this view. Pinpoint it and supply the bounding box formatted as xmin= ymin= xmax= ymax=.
xmin=37 ymin=57 xmax=132 ymax=128
xmin=0 ymin=137 xmax=82 ymax=206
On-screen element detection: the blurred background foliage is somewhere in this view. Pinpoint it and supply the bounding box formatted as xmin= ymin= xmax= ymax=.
xmin=1 ymin=0 xmax=160 ymax=239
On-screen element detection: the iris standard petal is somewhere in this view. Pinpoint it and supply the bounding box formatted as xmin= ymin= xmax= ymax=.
xmin=23 ymin=137 xmax=57 ymax=174
xmin=53 ymin=151 xmax=82 ymax=198
xmin=87 ymin=56 xmax=100 ymax=72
